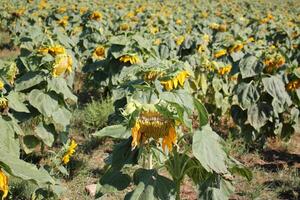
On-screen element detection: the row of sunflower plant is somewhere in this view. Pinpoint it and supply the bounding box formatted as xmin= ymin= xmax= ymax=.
xmin=0 ymin=0 xmax=299 ymax=199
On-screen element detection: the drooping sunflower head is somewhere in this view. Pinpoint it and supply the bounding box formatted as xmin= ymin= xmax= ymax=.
xmin=58 ymin=16 xmax=69 ymax=27
xmin=0 ymin=97 xmax=8 ymax=110
xmin=90 ymin=11 xmax=102 ymax=21
xmin=119 ymin=54 xmax=140 ymax=65
xmin=229 ymin=42 xmax=244 ymax=53
xmin=175 ymin=36 xmax=185 ymax=46
xmin=214 ymin=49 xmax=227 ymax=58
xmin=38 ymin=44 xmax=66 ymax=56
xmin=52 ymin=53 xmax=73 ymax=77
xmin=160 ymin=70 xmax=190 ymax=91
xmin=218 ymin=65 xmax=232 ymax=76
xmin=92 ymin=46 xmax=105 ymax=60
xmin=0 ymin=169 xmax=9 ymax=200
xmin=286 ymin=79 xmax=300 ymax=91
xmin=131 ymin=110 xmax=177 ymax=152
xmin=264 ymin=53 xmax=285 ymax=73
xmin=143 ymin=70 xmax=165 ymax=82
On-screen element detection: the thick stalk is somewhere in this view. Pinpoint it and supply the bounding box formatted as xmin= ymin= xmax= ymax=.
xmin=148 ymin=152 xmax=153 ymax=169
xmin=175 ymin=180 xmax=181 ymax=200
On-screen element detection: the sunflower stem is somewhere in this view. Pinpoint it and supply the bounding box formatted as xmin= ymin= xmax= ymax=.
xmin=148 ymin=152 xmax=153 ymax=169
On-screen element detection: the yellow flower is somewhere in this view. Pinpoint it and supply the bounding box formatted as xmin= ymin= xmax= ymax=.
xmin=202 ymin=34 xmax=210 ymax=43
xmin=160 ymin=70 xmax=190 ymax=91
xmin=90 ymin=11 xmax=102 ymax=21
xmin=0 ymin=81 xmax=4 ymax=90
xmin=120 ymin=23 xmax=130 ymax=31
xmin=153 ymin=38 xmax=161 ymax=45
xmin=144 ymin=70 xmax=165 ymax=81
xmin=176 ymin=19 xmax=182 ymax=25
xmin=57 ymin=7 xmax=66 ymax=13
xmin=13 ymin=7 xmax=26 ymax=17
xmin=229 ymin=43 xmax=244 ymax=53
xmin=62 ymin=140 xmax=78 ymax=165
xmin=38 ymin=45 xmax=66 ymax=56
xmin=0 ymin=169 xmax=8 ymax=200
xmin=218 ymin=65 xmax=232 ymax=75
xmin=209 ymin=23 xmax=219 ymax=30
xmin=0 ymin=97 xmax=8 ymax=110
xmin=92 ymin=46 xmax=105 ymax=60
xmin=119 ymin=55 xmax=140 ymax=64
xmin=52 ymin=54 xmax=73 ymax=77
xmin=264 ymin=55 xmax=285 ymax=73
xmin=39 ymin=0 xmax=48 ymax=10
xmin=175 ymin=36 xmax=185 ymax=46
xmin=149 ymin=26 xmax=159 ymax=34
xmin=286 ymin=79 xmax=300 ymax=91
xmin=79 ymin=7 xmax=88 ymax=14
xmin=214 ymin=49 xmax=227 ymax=58
xmin=58 ymin=16 xmax=69 ymax=27
xmin=131 ymin=111 xmax=177 ymax=152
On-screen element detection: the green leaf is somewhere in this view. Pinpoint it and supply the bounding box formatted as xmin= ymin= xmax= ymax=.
xmin=262 ymin=76 xmax=292 ymax=106
xmin=192 ymin=126 xmax=228 ymax=174
xmin=92 ymin=125 xmax=130 ymax=139
xmin=0 ymin=117 xmax=20 ymax=157
xmin=193 ymin=98 xmax=208 ymax=126
xmin=7 ymin=92 xmax=30 ymax=113
xmin=111 ymin=138 xmax=139 ymax=170
xmin=23 ymin=135 xmax=40 ymax=154
xmin=239 ymin=55 xmax=263 ymax=79
xmin=28 ymin=89 xmax=59 ymax=117
xmin=235 ymin=81 xmax=259 ymax=109
xmin=247 ymin=102 xmax=272 ymax=131
xmin=100 ymin=168 xmax=131 ymax=191
xmin=126 ymin=169 xmax=175 ymax=200
xmin=47 ymin=78 xmax=77 ymax=103
xmin=35 ymin=123 xmax=54 ymax=147
xmin=15 ymin=72 xmax=44 ymax=92
xmin=51 ymin=107 xmax=71 ymax=131
xmin=0 ymin=148 xmax=55 ymax=186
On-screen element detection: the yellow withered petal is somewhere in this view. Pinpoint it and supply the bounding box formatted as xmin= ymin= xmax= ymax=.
xmin=0 ymin=169 xmax=8 ymax=200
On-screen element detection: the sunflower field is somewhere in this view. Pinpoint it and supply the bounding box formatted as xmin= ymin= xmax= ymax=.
xmin=0 ymin=0 xmax=299 ymax=199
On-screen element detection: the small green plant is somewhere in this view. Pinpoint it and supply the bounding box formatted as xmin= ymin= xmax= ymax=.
xmin=82 ymin=98 xmax=114 ymax=132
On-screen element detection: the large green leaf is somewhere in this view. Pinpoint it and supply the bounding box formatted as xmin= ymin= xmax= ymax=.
xmin=23 ymin=135 xmax=40 ymax=154
xmin=0 ymin=148 xmax=55 ymax=186
xmin=28 ymin=89 xmax=59 ymax=117
xmin=7 ymin=92 xmax=30 ymax=113
xmin=192 ymin=126 xmax=228 ymax=174
xmin=239 ymin=55 xmax=263 ymax=79
xmin=247 ymin=103 xmax=272 ymax=131
xmin=47 ymin=78 xmax=77 ymax=103
xmin=51 ymin=107 xmax=71 ymax=130
xmin=92 ymin=125 xmax=130 ymax=139
xmin=100 ymin=168 xmax=131 ymax=191
xmin=235 ymin=81 xmax=259 ymax=109
xmin=15 ymin=72 xmax=44 ymax=92
xmin=126 ymin=169 xmax=175 ymax=200
xmin=0 ymin=117 xmax=20 ymax=157
xmin=35 ymin=123 xmax=55 ymax=147
xmin=262 ymin=76 xmax=292 ymax=106
xmin=111 ymin=138 xmax=139 ymax=170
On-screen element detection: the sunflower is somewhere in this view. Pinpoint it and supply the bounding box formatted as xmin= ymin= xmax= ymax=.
xmin=214 ymin=49 xmax=227 ymax=58
xmin=90 ymin=11 xmax=102 ymax=21
xmin=153 ymin=38 xmax=161 ymax=45
xmin=119 ymin=55 xmax=140 ymax=64
xmin=0 ymin=169 xmax=8 ymax=200
xmin=0 ymin=81 xmax=4 ymax=90
xmin=149 ymin=26 xmax=159 ymax=34
xmin=218 ymin=65 xmax=232 ymax=75
xmin=175 ymin=36 xmax=185 ymax=46
xmin=52 ymin=54 xmax=72 ymax=77
xmin=0 ymin=97 xmax=8 ymax=110
xmin=229 ymin=43 xmax=244 ymax=53
xmin=92 ymin=46 xmax=105 ymax=60
xmin=38 ymin=45 xmax=66 ymax=56
xmin=58 ymin=16 xmax=69 ymax=27
xmin=62 ymin=140 xmax=78 ymax=165
xmin=160 ymin=70 xmax=190 ymax=91
xmin=143 ymin=70 xmax=165 ymax=81
xmin=264 ymin=54 xmax=285 ymax=73
xmin=286 ymin=79 xmax=300 ymax=91
xmin=131 ymin=110 xmax=177 ymax=152
xmin=119 ymin=23 xmax=130 ymax=31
